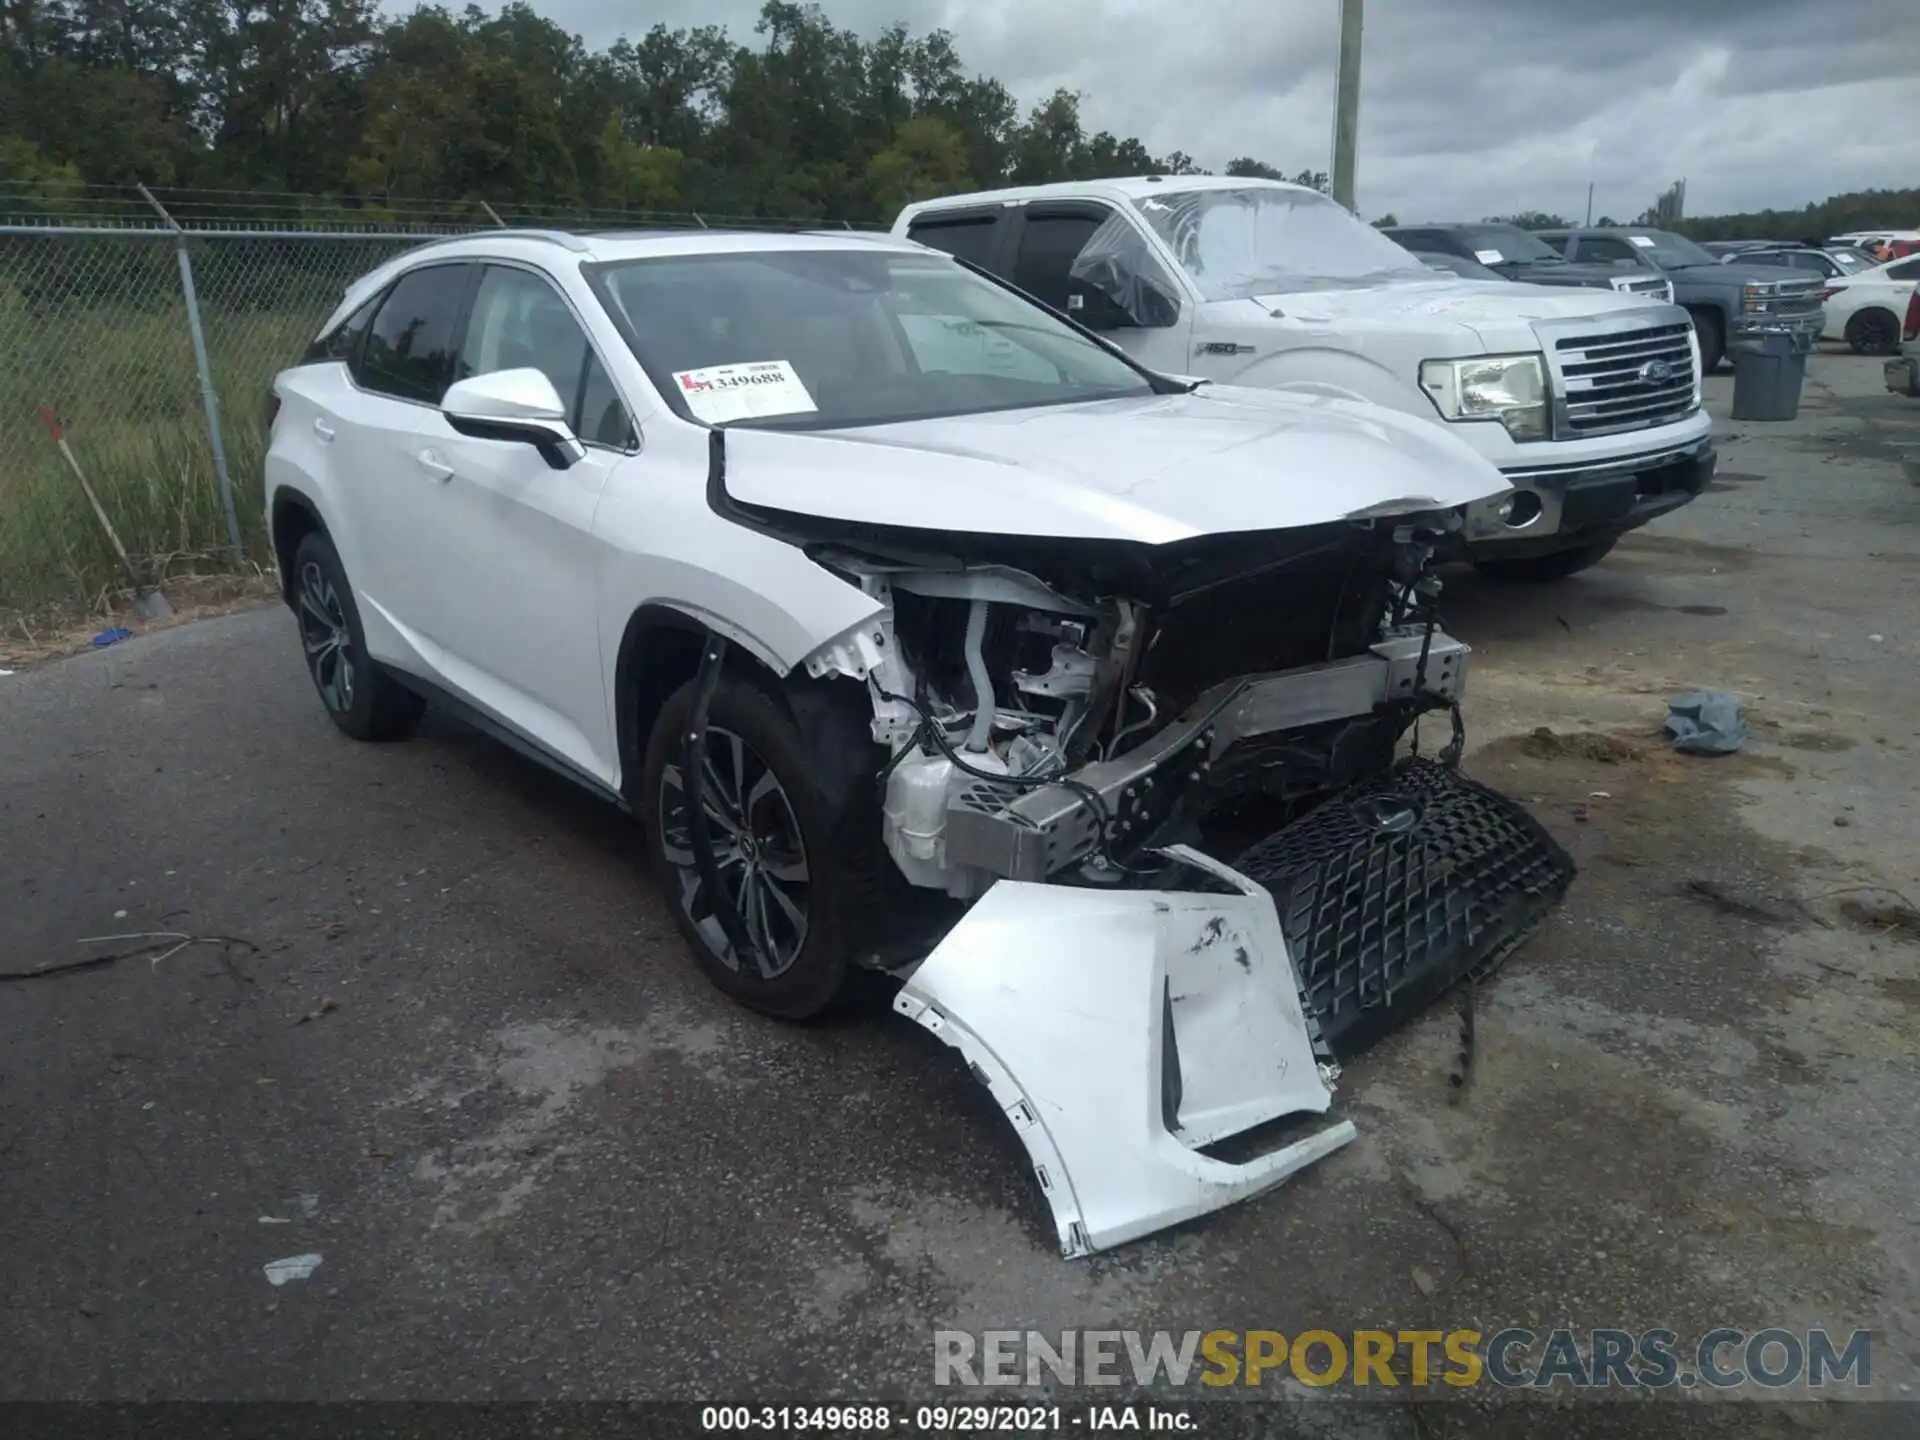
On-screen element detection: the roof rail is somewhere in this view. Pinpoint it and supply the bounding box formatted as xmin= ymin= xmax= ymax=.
xmin=407 ymin=227 xmax=592 ymax=253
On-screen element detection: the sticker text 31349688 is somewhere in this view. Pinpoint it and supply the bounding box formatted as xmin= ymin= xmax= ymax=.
xmin=672 ymin=360 xmax=819 ymax=425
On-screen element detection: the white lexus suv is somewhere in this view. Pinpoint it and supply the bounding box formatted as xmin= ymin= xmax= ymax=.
xmin=265 ymin=227 xmax=1575 ymax=1257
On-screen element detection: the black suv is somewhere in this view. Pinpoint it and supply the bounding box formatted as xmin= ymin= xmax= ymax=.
xmin=1382 ymin=223 xmax=1673 ymax=302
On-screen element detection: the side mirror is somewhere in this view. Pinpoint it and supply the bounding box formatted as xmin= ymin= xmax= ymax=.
xmin=1065 ymin=284 xmax=1135 ymax=331
xmin=441 ymin=368 xmax=586 ymax=470
xmin=1066 ymin=271 xmax=1181 ymax=331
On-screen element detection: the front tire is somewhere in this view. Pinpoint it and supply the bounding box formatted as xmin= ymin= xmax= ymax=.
xmin=641 ymin=673 xmax=879 ymax=1019
xmin=1474 ymin=535 xmax=1618 ymax=584
xmin=1845 ymin=307 xmax=1900 ymax=356
xmin=291 ymin=530 xmax=424 ymax=741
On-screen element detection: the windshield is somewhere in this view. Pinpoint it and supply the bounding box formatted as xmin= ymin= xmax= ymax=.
xmin=1626 ymin=230 xmax=1719 ymax=269
xmin=587 ymin=248 xmax=1155 ymax=430
xmin=1460 ymin=226 xmax=1562 ymax=263
xmin=1831 ymin=249 xmax=1870 ymax=272
xmin=1131 ymin=184 xmax=1433 ymax=299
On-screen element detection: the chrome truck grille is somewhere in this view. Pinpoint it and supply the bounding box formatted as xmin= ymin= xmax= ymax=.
xmin=1610 ymin=274 xmax=1673 ymax=301
xmin=1549 ymin=318 xmax=1698 ymax=437
xmin=1764 ymin=278 xmax=1825 ymax=325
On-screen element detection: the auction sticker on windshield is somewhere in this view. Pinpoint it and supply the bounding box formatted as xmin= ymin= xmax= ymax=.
xmin=1474 ymin=249 xmax=1504 ymax=264
xmin=673 ymin=360 xmax=819 ymax=424
xmin=1628 ymin=236 xmax=1656 ymax=248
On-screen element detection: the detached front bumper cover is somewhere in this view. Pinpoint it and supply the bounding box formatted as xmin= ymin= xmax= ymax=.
xmin=895 ymin=845 xmax=1356 ymax=1259
xmin=895 ymin=763 xmax=1575 ymax=1259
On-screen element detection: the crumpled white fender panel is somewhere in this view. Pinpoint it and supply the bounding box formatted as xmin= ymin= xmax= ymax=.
xmin=893 ymin=845 xmax=1356 ymax=1258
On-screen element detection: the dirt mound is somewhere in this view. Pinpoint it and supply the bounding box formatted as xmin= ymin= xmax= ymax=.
xmin=1518 ymin=726 xmax=1645 ymax=764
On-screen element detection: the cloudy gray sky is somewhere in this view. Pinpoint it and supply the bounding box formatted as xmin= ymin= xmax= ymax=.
xmin=503 ymin=0 xmax=1920 ymax=221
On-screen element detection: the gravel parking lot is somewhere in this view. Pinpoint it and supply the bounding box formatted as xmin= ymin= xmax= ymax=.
xmin=3 ymin=353 xmax=1916 ymax=1433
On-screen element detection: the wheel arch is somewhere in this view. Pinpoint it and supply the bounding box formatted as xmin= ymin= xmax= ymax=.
xmin=1845 ymin=305 xmax=1901 ymax=350
xmin=615 ymin=602 xmax=883 ymax=818
xmin=615 ymin=603 xmax=826 ymax=807
xmin=271 ymin=486 xmax=328 ymax=605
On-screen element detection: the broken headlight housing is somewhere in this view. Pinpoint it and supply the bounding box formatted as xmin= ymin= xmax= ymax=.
xmin=1419 ymin=353 xmax=1549 ymax=442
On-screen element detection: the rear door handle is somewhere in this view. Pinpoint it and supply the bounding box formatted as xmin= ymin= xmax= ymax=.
xmin=313 ymin=419 xmax=334 ymax=442
xmin=417 ymin=448 xmax=455 ymax=483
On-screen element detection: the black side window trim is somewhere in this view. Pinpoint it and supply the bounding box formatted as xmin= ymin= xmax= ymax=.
xmin=302 ymin=292 xmax=381 ymax=369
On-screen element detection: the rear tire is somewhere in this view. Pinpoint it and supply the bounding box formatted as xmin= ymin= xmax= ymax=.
xmin=290 ymin=530 xmax=424 ymax=741
xmin=641 ymin=673 xmax=882 ymax=1020
xmin=1474 ymin=536 xmax=1618 ymax=584
xmin=1845 ymin=307 xmax=1900 ymax=356
xmin=1689 ymin=308 xmax=1726 ymax=373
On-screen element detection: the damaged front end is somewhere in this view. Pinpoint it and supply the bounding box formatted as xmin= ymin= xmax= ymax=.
xmin=786 ymin=509 xmax=1576 ymax=1258
xmin=713 ymin=427 xmax=1577 ymax=1257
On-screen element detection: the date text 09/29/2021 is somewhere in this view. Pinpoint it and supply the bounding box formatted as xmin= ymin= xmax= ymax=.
xmin=700 ymin=1406 xmax=1191 ymax=1432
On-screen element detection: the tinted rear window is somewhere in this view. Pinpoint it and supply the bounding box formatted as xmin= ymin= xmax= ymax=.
xmin=356 ymin=264 xmax=473 ymax=404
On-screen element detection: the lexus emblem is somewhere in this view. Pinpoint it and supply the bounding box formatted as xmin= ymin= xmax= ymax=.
xmin=1353 ymin=793 xmax=1422 ymax=836
xmin=1638 ymin=358 xmax=1675 ymax=384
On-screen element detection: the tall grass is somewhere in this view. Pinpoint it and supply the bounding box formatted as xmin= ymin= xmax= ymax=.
xmin=0 ymin=324 xmax=285 ymax=613
xmin=0 ymin=230 xmax=425 ymax=616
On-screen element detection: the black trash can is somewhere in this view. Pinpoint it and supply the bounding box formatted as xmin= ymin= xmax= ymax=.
xmin=1730 ymin=331 xmax=1809 ymax=421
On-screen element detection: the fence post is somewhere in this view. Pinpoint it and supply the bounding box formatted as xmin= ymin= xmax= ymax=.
xmin=139 ymin=184 xmax=244 ymax=561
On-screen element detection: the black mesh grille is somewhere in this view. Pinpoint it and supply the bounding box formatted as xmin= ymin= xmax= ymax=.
xmin=1232 ymin=758 xmax=1576 ymax=1058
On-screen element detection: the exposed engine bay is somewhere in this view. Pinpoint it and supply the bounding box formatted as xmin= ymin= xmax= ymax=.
xmin=699 ymin=433 xmax=1576 ymax=1259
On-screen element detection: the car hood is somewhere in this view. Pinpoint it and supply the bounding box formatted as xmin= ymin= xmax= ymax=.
xmin=716 ymin=386 xmax=1510 ymax=545
xmin=1255 ymin=278 xmax=1664 ymax=325
xmin=1517 ymin=260 xmax=1649 ymax=286
xmin=1710 ymin=263 xmax=1821 ymax=288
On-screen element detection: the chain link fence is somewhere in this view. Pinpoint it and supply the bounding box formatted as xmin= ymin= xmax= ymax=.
xmin=0 ymin=188 xmax=886 ymax=617
xmin=0 ymin=227 xmax=431 ymax=614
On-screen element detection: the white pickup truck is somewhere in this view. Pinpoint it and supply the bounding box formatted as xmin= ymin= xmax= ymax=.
xmin=895 ymin=176 xmax=1717 ymax=582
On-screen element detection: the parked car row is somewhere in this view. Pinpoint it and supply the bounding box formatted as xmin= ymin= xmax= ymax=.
xmin=1382 ymin=219 xmax=1920 ymax=365
xmin=1708 ymin=242 xmax=1876 ymax=279
xmin=1814 ymin=252 xmax=1920 ymax=355
xmin=1381 ymin=223 xmax=1674 ymax=302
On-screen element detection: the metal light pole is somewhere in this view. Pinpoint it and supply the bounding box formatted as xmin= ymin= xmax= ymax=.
xmin=1330 ymin=0 xmax=1364 ymax=211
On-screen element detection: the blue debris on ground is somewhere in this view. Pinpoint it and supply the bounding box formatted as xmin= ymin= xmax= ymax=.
xmin=91 ymin=628 xmax=133 ymax=648
xmin=1664 ymin=690 xmax=1749 ymax=755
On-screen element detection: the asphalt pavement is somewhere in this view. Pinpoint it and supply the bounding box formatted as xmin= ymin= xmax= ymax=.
xmin=3 ymin=353 xmax=1917 ymax=1435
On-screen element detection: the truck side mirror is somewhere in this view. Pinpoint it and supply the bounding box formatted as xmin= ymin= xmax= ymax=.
xmin=1066 ymin=273 xmax=1180 ymax=331
xmin=1065 ymin=284 xmax=1135 ymax=331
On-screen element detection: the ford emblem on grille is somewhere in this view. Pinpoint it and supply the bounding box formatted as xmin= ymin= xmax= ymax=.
xmin=1352 ymin=793 xmax=1423 ymax=836
xmin=1638 ymin=358 xmax=1675 ymax=384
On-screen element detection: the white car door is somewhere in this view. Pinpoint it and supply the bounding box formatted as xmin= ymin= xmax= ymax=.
xmin=328 ymin=261 xmax=480 ymax=669
xmin=404 ymin=263 xmax=637 ymax=784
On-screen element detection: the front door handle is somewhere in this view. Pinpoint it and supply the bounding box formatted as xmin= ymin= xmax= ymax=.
xmin=313 ymin=419 xmax=334 ymax=442
xmin=417 ymin=448 xmax=455 ymax=483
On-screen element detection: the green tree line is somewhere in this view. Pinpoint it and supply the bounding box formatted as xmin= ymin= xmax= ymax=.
xmin=3 ymin=0 xmax=1905 ymax=230
xmin=0 ymin=0 xmax=1327 ymax=220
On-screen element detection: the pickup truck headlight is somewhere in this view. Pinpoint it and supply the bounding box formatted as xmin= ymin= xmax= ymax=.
xmin=1418 ymin=354 xmax=1549 ymax=441
xmin=1742 ymin=281 xmax=1781 ymax=313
